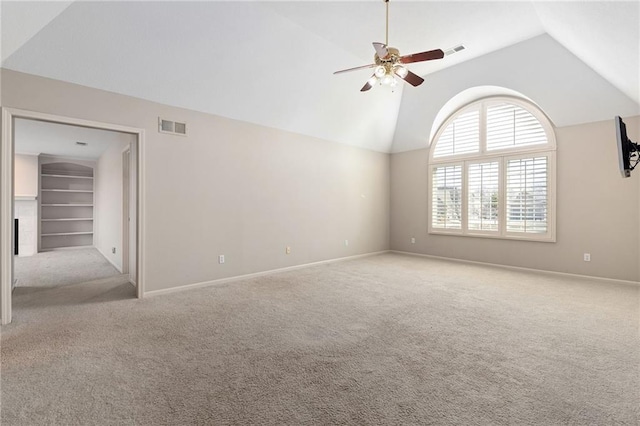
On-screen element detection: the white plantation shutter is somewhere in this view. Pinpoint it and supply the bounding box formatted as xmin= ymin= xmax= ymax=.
xmin=486 ymin=103 xmax=547 ymax=151
xmin=431 ymin=165 xmax=462 ymax=230
xmin=433 ymin=109 xmax=480 ymax=158
xmin=429 ymin=97 xmax=555 ymax=241
xmin=506 ymin=157 xmax=548 ymax=233
xmin=467 ymin=162 xmax=499 ymax=232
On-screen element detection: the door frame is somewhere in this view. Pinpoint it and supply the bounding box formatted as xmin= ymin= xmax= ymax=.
xmin=1 ymin=107 xmax=146 ymax=324
xmin=121 ymin=144 xmax=138 ymax=287
xmin=121 ymin=146 xmax=131 ymax=277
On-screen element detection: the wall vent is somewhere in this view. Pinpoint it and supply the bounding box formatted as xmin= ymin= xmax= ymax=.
xmin=174 ymin=122 xmax=187 ymax=135
xmin=158 ymin=118 xmax=187 ymax=136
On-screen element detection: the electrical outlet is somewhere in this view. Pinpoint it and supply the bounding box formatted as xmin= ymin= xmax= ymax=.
xmin=218 ymin=255 xmax=225 ymax=264
xmin=286 ymin=246 xmax=291 ymax=255
xmin=411 ymin=237 xmax=416 ymax=244
xmin=583 ymin=253 xmax=591 ymax=262
xmin=345 ymin=240 xmax=349 ymax=246
xmin=112 ymin=247 xmax=116 ymax=254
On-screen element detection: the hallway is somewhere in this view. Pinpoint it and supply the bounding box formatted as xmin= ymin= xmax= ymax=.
xmin=15 ymin=248 xmax=122 ymax=288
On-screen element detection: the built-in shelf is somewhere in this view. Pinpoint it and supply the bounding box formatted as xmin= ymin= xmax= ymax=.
xmin=42 ymin=204 xmax=94 ymax=207
xmin=42 ymin=231 xmax=93 ymax=237
xmin=41 ymin=173 xmax=93 ymax=179
xmin=39 ymin=158 xmax=95 ymax=251
xmin=41 ymin=218 xmax=93 ymax=222
xmin=41 ymin=189 xmax=93 ymax=193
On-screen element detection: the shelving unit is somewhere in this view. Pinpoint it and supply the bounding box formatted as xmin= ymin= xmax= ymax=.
xmin=39 ymin=157 xmax=96 ymax=251
xmin=41 ymin=204 xmax=94 ymax=206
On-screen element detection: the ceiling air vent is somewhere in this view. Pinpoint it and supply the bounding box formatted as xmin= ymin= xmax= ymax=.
xmin=158 ymin=117 xmax=187 ymax=136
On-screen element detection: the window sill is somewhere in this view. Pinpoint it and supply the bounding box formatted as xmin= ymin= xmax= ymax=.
xmin=428 ymin=230 xmax=556 ymax=243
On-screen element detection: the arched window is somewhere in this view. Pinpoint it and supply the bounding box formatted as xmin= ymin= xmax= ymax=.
xmin=428 ymin=97 xmax=556 ymax=241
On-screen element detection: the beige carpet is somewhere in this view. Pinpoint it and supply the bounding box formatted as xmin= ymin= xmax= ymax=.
xmin=14 ymin=248 xmax=122 ymax=288
xmin=1 ymin=253 xmax=638 ymax=425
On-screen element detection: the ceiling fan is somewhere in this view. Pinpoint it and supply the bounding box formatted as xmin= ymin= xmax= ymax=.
xmin=334 ymin=0 xmax=462 ymax=92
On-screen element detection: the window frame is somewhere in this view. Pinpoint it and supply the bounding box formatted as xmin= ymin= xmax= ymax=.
xmin=428 ymin=96 xmax=556 ymax=242
xmin=430 ymin=161 xmax=464 ymax=233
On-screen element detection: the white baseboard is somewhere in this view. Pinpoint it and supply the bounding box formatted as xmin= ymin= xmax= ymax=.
xmin=391 ymin=250 xmax=640 ymax=287
xmin=144 ymin=250 xmax=391 ymax=297
xmin=96 ymin=247 xmax=123 ymax=274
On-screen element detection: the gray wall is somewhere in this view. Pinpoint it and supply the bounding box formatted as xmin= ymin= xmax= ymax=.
xmin=95 ymin=138 xmax=133 ymax=272
xmin=2 ymin=68 xmax=637 ymax=287
xmin=14 ymin=154 xmax=38 ymax=197
xmin=1 ymin=69 xmax=390 ymax=292
xmin=391 ymin=116 xmax=640 ymax=282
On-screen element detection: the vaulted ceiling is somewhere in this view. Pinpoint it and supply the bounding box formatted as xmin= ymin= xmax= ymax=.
xmin=2 ymin=1 xmax=639 ymax=153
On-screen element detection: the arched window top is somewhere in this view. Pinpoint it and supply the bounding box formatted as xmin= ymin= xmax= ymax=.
xmin=430 ymin=96 xmax=555 ymax=162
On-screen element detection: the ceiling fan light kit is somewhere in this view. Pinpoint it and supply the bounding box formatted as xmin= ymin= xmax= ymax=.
xmin=334 ymin=0 xmax=460 ymax=92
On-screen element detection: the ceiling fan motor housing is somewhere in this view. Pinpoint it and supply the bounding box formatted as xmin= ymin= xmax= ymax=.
xmin=375 ymin=47 xmax=401 ymax=75
xmin=375 ymin=47 xmax=399 ymax=63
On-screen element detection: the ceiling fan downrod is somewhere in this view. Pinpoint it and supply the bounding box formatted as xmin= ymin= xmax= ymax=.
xmin=385 ymin=0 xmax=389 ymax=47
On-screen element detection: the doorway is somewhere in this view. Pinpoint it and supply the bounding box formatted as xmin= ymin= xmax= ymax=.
xmin=1 ymin=108 xmax=145 ymax=324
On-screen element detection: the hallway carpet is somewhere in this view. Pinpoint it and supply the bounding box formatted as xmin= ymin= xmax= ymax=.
xmin=14 ymin=248 xmax=121 ymax=288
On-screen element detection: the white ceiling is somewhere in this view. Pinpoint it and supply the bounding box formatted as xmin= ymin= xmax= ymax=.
xmin=2 ymin=1 xmax=639 ymax=153
xmin=0 ymin=0 xmax=72 ymax=62
xmin=14 ymin=118 xmax=133 ymax=160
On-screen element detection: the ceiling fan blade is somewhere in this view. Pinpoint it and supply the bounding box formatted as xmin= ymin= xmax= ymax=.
xmin=360 ymin=75 xmax=376 ymax=92
xmin=373 ymin=42 xmax=389 ymax=59
xmin=395 ymin=69 xmax=424 ymax=87
xmin=399 ymin=48 xmax=445 ymax=64
xmin=334 ymin=64 xmax=376 ymax=75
